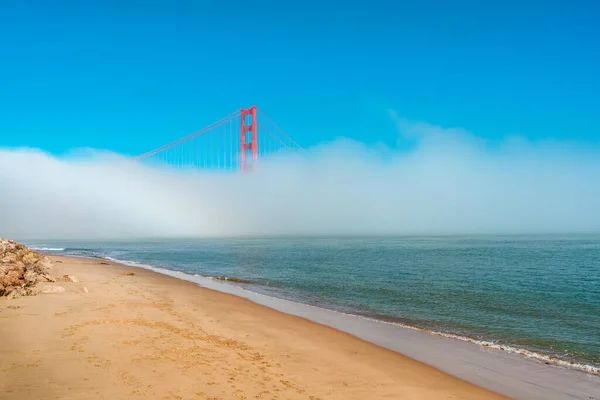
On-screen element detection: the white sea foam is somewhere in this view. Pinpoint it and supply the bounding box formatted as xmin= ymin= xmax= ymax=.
xmin=377 ymin=319 xmax=600 ymax=375
xmin=30 ymin=247 xmax=65 ymax=251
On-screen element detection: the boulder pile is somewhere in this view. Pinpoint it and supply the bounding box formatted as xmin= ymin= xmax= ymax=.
xmin=0 ymin=238 xmax=57 ymax=298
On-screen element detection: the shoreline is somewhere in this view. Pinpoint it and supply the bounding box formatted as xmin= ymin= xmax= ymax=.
xmin=100 ymin=254 xmax=600 ymax=375
xmin=57 ymin=252 xmax=600 ymax=376
xmin=191 ymin=274 xmax=600 ymax=376
xmin=99 ymin=254 xmax=600 ymax=399
xmin=2 ymin=255 xmax=599 ymax=399
xmin=1 ymin=254 xmax=506 ymax=400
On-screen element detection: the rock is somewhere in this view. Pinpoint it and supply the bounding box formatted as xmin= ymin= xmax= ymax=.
xmin=8 ymin=286 xmax=34 ymax=298
xmin=1 ymin=270 xmax=22 ymax=286
xmin=63 ymin=275 xmax=79 ymax=283
xmin=1 ymin=253 xmax=17 ymax=264
xmin=21 ymin=252 xmax=40 ymax=265
xmin=0 ymin=238 xmax=57 ymax=297
xmin=122 ymin=271 xmax=135 ymax=276
xmin=38 ymin=285 xmax=65 ymax=294
xmin=38 ymin=257 xmax=54 ymax=270
xmin=24 ymin=270 xmax=39 ymax=285
xmin=14 ymin=260 xmax=26 ymax=274
xmin=214 ymin=276 xmax=253 ymax=284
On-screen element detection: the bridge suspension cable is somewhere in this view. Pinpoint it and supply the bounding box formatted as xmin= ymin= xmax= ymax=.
xmin=136 ymin=106 xmax=301 ymax=172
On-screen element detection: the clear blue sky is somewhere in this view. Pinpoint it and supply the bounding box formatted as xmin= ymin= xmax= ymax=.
xmin=1 ymin=0 xmax=599 ymax=155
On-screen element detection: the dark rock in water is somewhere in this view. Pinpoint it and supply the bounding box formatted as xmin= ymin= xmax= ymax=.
xmin=213 ymin=276 xmax=253 ymax=284
xmin=0 ymin=238 xmax=57 ymax=298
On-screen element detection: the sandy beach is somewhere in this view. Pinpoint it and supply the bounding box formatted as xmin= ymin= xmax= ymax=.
xmin=0 ymin=255 xmax=507 ymax=399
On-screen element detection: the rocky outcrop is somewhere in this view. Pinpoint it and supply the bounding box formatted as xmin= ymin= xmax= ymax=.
xmin=0 ymin=238 xmax=57 ymax=298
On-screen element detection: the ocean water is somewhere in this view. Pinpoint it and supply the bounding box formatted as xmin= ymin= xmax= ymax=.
xmin=26 ymin=235 xmax=600 ymax=373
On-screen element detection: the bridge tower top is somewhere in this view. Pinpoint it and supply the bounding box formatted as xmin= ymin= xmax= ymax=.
xmin=240 ymin=106 xmax=258 ymax=172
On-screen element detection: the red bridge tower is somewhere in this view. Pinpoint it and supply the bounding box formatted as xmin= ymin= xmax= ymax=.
xmin=240 ymin=106 xmax=258 ymax=172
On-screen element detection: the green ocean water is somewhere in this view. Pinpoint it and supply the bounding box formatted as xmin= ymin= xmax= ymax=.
xmin=29 ymin=235 xmax=600 ymax=371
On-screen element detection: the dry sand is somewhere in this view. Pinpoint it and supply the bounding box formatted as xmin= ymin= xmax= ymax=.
xmin=0 ymin=255 xmax=507 ymax=400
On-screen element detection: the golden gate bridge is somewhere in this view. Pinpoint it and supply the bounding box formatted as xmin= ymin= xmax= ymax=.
xmin=136 ymin=106 xmax=302 ymax=172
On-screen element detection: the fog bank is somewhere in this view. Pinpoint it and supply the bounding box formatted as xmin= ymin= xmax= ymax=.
xmin=2 ymin=119 xmax=600 ymax=239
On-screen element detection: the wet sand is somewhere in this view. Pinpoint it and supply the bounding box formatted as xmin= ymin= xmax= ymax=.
xmin=0 ymin=255 xmax=506 ymax=400
xmin=178 ymin=267 xmax=600 ymax=400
